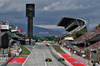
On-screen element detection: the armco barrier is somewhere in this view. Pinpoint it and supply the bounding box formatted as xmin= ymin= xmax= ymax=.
xmin=1 ymin=54 xmax=16 ymax=66
xmin=0 ymin=57 xmax=8 ymax=63
xmin=49 ymin=45 xmax=69 ymax=66
xmin=71 ymin=54 xmax=88 ymax=66
xmin=60 ymin=46 xmax=88 ymax=66
xmin=60 ymin=46 xmax=71 ymax=56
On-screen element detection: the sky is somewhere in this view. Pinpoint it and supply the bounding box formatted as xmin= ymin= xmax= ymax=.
xmin=0 ymin=0 xmax=100 ymax=33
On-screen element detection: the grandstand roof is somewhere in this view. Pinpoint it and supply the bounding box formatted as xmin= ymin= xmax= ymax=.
xmin=57 ymin=17 xmax=86 ymax=27
xmin=57 ymin=17 xmax=88 ymax=39
xmin=57 ymin=17 xmax=75 ymax=27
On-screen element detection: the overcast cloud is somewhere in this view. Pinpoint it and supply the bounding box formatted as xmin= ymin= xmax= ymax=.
xmin=0 ymin=0 xmax=100 ymax=32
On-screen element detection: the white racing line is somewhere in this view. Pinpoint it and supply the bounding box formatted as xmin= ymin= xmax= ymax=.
xmin=22 ymin=45 xmax=34 ymax=66
xmin=42 ymin=50 xmax=47 ymax=66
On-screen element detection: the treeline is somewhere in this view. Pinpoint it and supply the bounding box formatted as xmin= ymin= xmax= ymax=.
xmin=95 ymin=24 xmax=100 ymax=29
xmin=72 ymin=24 xmax=100 ymax=39
xmin=33 ymin=36 xmax=60 ymax=41
xmin=72 ymin=29 xmax=87 ymax=39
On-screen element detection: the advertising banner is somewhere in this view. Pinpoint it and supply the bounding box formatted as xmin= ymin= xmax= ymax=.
xmin=0 ymin=25 xmax=9 ymax=30
xmin=17 ymin=29 xmax=23 ymax=32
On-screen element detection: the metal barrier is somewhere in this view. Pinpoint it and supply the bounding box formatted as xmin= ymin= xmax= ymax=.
xmin=71 ymin=54 xmax=88 ymax=66
xmin=96 ymin=63 xmax=100 ymax=66
xmin=60 ymin=46 xmax=88 ymax=66
xmin=1 ymin=54 xmax=16 ymax=66
xmin=49 ymin=45 xmax=69 ymax=66
xmin=0 ymin=57 xmax=8 ymax=66
xmin=60 ymin=46 xmax=71 ymax=56
xmin=0 ymin=57 xmax=8 ymax=63
xmin=90 ymin=52 xmax=99 ymax=61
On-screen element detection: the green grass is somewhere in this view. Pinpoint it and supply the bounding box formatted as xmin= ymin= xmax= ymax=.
xmin=19 ymin=45 xmax=30 ymax=56
xmin=90 ymin=58 xmax=96 ymax=61
xmin=52 ymin=45 xmax=65 ymax=53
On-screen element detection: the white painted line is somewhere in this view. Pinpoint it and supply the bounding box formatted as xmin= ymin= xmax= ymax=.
xmin=57 ymin=53 xmax=73 ymax=66
xmin=22 ymin=45 xmax=33 ymax=66
xmin=26 ymin=46 xmax=31 ymax=52
xmin=42 ymin=50 xmax=47 ymax=66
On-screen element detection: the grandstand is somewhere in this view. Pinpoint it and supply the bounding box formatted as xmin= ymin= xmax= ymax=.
xmin=57 ymin=17 xmax=88 ymax=40
xmin=57 ymin=17 xmax=100 ymax=49
xmin=75 ymin=28 xmax=100 ymax=43
xmin=57 ymin=17 xmax=100 ymax=65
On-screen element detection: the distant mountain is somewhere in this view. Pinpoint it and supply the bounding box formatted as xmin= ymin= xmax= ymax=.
xmin=33 ymin=26 xmax=64 ymax=36
xmin=12 ymin=23 xmax=66 ymax=36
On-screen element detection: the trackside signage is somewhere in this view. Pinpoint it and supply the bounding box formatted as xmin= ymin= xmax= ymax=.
xmin=0 ymin=25 xmax=9 ymax=30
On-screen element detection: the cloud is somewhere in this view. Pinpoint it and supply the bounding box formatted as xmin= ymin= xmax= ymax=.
xmin=0 ymin=0 xmax=100 ymax=32
xmin=34 ymin=25 xmax=64 ymax=29
xmin=0 ymin=0 xmax=10 ymax=7
xmin=43 ymin=2 xmax=60 ymax=11
xmin=42 ymin=0 xmax=91 ymax=12
xmin=0 ymin=1 xmax=25 ymax=13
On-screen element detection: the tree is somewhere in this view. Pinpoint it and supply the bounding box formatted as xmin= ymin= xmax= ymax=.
xmin=72 ymin=31 xmax=77 ymax=39
xmin=95 ymin=24 xmax=100 ymax=29
xmin=72 ymin=29 xmax=87 ymax=39
xmin=54 ymin=36 xmax=60 ymax=41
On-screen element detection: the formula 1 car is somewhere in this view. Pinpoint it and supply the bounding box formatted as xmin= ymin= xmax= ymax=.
xmin=58 ymin=57 xmax=65 ymax=61
xmin=45 ymin=58 xmax=52 ymax=62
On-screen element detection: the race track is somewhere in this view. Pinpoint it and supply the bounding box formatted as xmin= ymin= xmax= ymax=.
xmin=23 ymin=44 xmax=66 ymax=66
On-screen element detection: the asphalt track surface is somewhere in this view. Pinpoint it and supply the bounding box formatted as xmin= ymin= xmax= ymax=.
xmin=23 ymin=44 xmax=65 ymax=66
xmin=23 ymin=45 xmax=33 ymax=51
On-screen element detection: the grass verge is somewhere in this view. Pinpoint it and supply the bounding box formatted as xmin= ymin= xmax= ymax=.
xmin=18 ymin=45 xmax=30 ymax=57
xmin=52 ymin=45 xmax=65 ymax=53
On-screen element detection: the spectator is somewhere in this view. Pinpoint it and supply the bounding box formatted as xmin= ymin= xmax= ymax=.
xmin=91 ymin=59 xmax=93 ymax=63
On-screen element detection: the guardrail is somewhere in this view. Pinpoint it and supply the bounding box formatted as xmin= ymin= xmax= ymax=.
xmin=0 ymin=57 xmax=8 ymax=63
xmin=60 ymin=46 xmax=89 ymax=66
xmin=1 ymin=54 xmax=16 ymax=66
xmin=60 ymin=46 xmax=71 ymax=56
xmin=71 ymin=54 xmax=88 ymax=66
xmin=49 ymin=45 xmax=69 ymax=66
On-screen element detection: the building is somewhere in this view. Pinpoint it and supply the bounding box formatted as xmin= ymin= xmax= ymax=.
xmin=57 ymin=17 xmax=88 ymax=40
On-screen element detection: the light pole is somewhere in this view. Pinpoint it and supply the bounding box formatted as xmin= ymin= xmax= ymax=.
xmin=56 ymin=31 xmax=61 ymax=40
xmin=56 ymin=31 xmax=61 ymax=46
